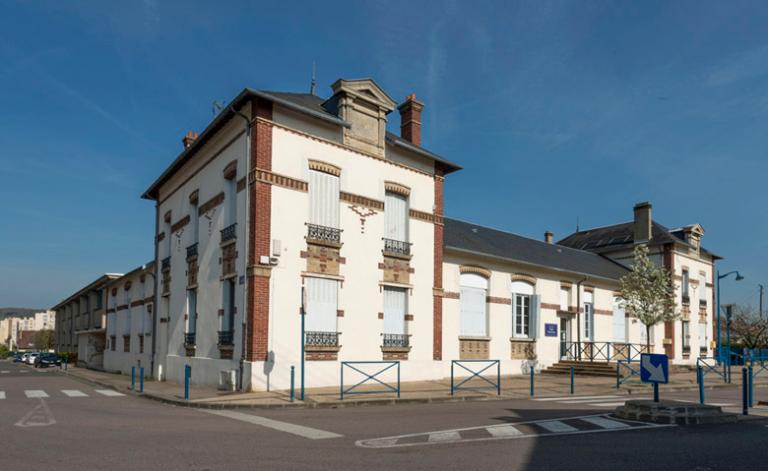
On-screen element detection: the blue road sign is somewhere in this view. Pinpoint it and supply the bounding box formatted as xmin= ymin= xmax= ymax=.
xmin=640 ymin=353 xmax=669 ymax=384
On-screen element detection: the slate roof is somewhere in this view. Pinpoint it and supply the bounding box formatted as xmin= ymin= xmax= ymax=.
xmin=444 ymin=218 xmax=630 ymax=281
xmin=557 ymin=221 xmax=720 ymax=259
xmin=142 ymin=87 xmax=460 ymax=200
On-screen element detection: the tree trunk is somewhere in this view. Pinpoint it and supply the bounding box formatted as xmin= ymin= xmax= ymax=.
xmin=646 ymin=324 xmax=651 ymax=353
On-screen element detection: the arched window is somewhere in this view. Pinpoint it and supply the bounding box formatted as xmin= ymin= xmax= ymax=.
xmin=511 ymin=281 xmax=537 ymax=339
xmin=460 ymin=273 xmax=488 ymax=337
xmin=612 ymin=296 xmax=626 ymax=342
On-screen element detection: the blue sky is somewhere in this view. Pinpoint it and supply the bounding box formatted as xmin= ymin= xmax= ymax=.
xmin=1 ymin=1 xmax=765 ymax=309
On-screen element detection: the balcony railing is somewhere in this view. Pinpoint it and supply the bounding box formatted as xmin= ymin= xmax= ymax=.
xmin=221 ymin=223 xmax=237 ymax=243
xmin=184 ymin=332 xmax=196 ymax=346
xmin=699 ymin=299 xmax=708 ymax=308
xmin=306 ymin=224 xmax=341 ymax=244
xmin=218 ymin=330 xmax=234 ymax=346
xmin=383 ymin=238 xmax=411 ymax=257
xmin=161 ymin=256 xmax=171 ymax=272
xmin=305 ymin=331 xmax=339 ymax=347
xmin=186 ymin=243 xmax=198 ymax=258
xmin=382 ymin=333 xmax=410 ymax=348
xmin=682 ymin=294 xmax=690 ymax=305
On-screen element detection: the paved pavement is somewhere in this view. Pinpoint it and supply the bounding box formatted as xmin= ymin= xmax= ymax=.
xmin=4 ymin=359 xmax=768 ymax=470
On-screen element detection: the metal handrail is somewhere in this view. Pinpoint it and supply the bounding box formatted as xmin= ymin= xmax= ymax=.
xmin=186 ymin=243 xmax=198 ymax=258
xmin=305 ymin=331 xmax=338 ymax=347
xmin=306 ymin=223 xmax=341 ymax=244
xmin=221 ymin=223 xmax=237 ymax=243
xmin=218 ymin=330 xmax=234 ymax=346
xmin=451 ymin=360 xmax=501 ymax=396
xmin=382 ymin=333 xmax=409 ymax=348
xmin=340 ymin=361 xmax=400 ymax=400
xmin=382 ymin=238 xmax=411 ymax=256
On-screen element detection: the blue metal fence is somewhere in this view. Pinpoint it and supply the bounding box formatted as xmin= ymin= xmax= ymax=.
xmin=697 ymin=357 xmax=726 ymax=383
xmin=616 ymin=360 xmax=640 ymax=388
xmin=340 ymin=361 xmax=400 ymax=400
xmin=450 ymin=360 xmax=501 ymax=396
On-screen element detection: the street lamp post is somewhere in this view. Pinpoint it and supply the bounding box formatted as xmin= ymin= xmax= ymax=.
xmin=716 ymin=270 xmax=743 ymax=365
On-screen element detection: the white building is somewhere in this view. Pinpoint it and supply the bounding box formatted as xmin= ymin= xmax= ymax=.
xmin=103 ymin=262 xmax=155 ymax=375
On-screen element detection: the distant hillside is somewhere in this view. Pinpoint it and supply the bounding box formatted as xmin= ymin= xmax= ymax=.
xmin=0 ymin=308 xmax=45 ymax=318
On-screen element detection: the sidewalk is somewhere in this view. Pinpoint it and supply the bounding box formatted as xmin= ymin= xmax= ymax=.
xmin=56 ymin=365 xmax=757 ymax=410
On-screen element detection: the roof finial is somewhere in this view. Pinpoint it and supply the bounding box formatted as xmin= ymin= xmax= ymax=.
xmin=309 ymin=61 xmax=317 ymax=96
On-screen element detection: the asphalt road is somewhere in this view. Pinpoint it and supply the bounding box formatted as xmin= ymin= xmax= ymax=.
xmin=2 ymin=359 xmax=768 ymax=471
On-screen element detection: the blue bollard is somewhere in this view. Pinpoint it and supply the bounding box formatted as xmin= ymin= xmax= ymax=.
xmin=570 ymin=366 xmax=575 ymax=395
xmin=697 ymin=366 xmax=704 ymax=404
xmin=749 ymin=365 xmax=754 ymax=407
xmin=530 ymin=366 xmax=534 ymax=397
xmin=290 ymin=366 xmax=295 ymax=402
xmin=131 ymin=366 xmax=135 ymax=391
xmin=184 ymin=365 xmax=191 ymax=401
xmin=140 ymin=367 xmax=144 ymax=393
xmin=742 ymin=368 xmax=748 ymax=416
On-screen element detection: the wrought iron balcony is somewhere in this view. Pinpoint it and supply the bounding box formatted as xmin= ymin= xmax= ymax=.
xmin=382 ymin=333 xmax=410 ymax=348
xmin=186 ymin=242 xmax=198 ymax=258
xmin=699 ymin=299 xmax=707 ymax=308
xmin=218 ymin=330 xmax=234 ymax=346
xmin=682 ymin=294 xmax=690 ymax=305
xmin=304 ymin=331 xmax=338 ymax=347
xmin=221 ymin=223 xmax=237 ymax=243
xmin=306 ymin=224 xmax=341 ymax=244
xmin=383 ymin=238 xmax=411 ymax=256
xmin=161 ymin=256 xmax=171 ymax=272
xmin=184 ymin=332 xmax=196 ymax=346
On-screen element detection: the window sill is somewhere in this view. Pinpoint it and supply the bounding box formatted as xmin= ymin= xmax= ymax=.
xmin=304 ymin=344 xmax=341 ymax=353
xmin=380 ymin=346 xmax=411 ymax=353
xmin=510 ymin=337 xmax=535 ymax=342
xmin=459 ymin=336 xmax=491 ymax=341
xmin=305 ymin=237 xmax=343 ymax=249
xmin=382 ymin=250 xmax=413 ymax=261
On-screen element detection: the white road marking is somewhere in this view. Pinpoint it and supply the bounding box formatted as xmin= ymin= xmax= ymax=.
xmin=201 ymin=410 xmax=342 ymax=440
xmin=95 ymin=389 xmax=125 ymax=397
xmin=0 ymin=391 xmax=5 ymax=399
xmin=537 ymin=420 xmax=578 ymax=433
xmin=580 ymin=416 xmax=630 ymax=429
xmin=708 ymin=403 xmax=735 ymax=407
xmin=591 ymin=402 xmax=629 ymax=407
xmin=19 ymin=370 xmax=28 ymax=373
xmin=356 ymin=414 xmax=675 ymax=448
xmin=560 ymin=396 xmax=623 ymax=404
xmin=428 ymin=431 xmax=461 ymax=442
xmin=486 ymin=424 xmax=523 ymax=437
xmin=61 ymin=390 xmax=88 ymax=397
xmin=24 ymin=390 xmax=49 ymax=398
xmin=15 ymin=399 xmax=55 ymax=427
xmin=534 ymin=395 xmax=623 ymax=402
xmin=1 ymin=370 xmax=9 ymax=374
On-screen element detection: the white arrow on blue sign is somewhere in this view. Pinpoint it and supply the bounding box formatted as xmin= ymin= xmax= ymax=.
xmin=640 ymin=353 xmax=669 ymax=384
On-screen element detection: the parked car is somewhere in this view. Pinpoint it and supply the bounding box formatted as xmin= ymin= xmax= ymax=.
xmin=12 ymin=353 xmax=24 ymax=363
xmin=34 ymin=353 xmax=61 ymax=368
xmin=24 ymin=353 xmax=40 ymax=365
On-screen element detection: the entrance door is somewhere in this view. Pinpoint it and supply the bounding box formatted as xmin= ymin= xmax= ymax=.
xmin=560 ymin=318 xmax=570 ymax=359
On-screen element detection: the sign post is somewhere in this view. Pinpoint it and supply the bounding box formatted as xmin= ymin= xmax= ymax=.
xmin=640 ymin=353 xmax=669 ymax=403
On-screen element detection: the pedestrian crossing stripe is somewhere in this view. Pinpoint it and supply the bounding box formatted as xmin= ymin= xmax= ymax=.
xmin=534 ymin=395 xmax=622 ymax=402
xmin=0 ymin=390 xmax=125 ymax=399
xmin=355 ymin=414 xmax=675 ymax=449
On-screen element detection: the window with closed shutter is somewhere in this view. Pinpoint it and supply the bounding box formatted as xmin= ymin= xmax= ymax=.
xmin=309 ymin=170 xmax=340 ymax=228
xmin=383 ymin=287 xmax=406 ymax=335
xmin=699 ymin=274 xmax=707 ymax=301
xmin=460 ymin=273 xmax=488 ymax=336
xmin=186 ymin=289 xmax=197 ymax=334
xmin=559 ymin=287 xmax=569 ymax=311
xmin=612 ymin=297 xmax=626 ymax=342
xmin=305 ymin=277 xmax=338 ymax=332
xmin=385 ymin=192 xmax=408 ymax=242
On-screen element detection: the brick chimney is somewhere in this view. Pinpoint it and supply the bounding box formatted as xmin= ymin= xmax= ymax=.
xmin=398 ymin=94 xmax=424 ymax=146
xmin=633 ymin=202 xmax=652 ymax=243
xmin=544 ymin=231 xmax=554 ymax=244
xmin=182 ymin=131 xmax=199 ymax=149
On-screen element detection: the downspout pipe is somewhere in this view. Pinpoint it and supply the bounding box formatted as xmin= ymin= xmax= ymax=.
xmin=230 ymin=104 xmax=253 ymax=391
xmin=145 ymin=260 xmax=157 ymax=378
xmin=576 ymin=277 xmax=587 ymax=361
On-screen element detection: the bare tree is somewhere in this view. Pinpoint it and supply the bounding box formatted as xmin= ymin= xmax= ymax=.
xmin=33 ymin=329 xmax=55 ymax=352
xmin=619 ymin=244 xmax=678 ymax=351
xmin=729 ymin=305 xmax=768 ymax=350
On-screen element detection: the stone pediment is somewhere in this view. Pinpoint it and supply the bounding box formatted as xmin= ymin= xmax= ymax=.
xmin=324 ymin=78 xmax=397 ymax=158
